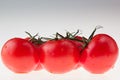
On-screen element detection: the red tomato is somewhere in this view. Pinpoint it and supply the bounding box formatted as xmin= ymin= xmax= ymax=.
xmin=80 ymin=34 xmax=119 ymax=74
xmin=74 ymin=36 xmax=83 ymax=50
xmin=72 ymin=36 xmax=84 ymax=69
xmin=39 ymin=39 xmax=80 ymax=74
xmin=1 ymin=38 xmax=39 ymax=73
xmin=34 ymin=46 xmax=43 ymax=71
xmin=25 ymin=37 xmax=43 ymax=71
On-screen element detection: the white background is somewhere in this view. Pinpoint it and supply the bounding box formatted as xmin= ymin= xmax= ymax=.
xmin=0 ymin=0 xmax=120 ymax=80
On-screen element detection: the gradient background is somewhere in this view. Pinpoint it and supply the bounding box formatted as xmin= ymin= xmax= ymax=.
xmin=0 ymin=0 xmax=120 ymax=80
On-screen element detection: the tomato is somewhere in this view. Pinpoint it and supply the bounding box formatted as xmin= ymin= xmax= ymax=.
xmin=74 ymin=36 xmax=83 ymax=50
xmin=80 ymin=34 xmax=119 ymax=74
xmin=1 ymin=38 xmax=39 ymax=73
xmin=72 ymin=36 xmax=84 ymax=69
xmin=33 ymin=46 xmax=43 ymax=71
xmin=25 ymin=37 xmax=43 ymax=71
xmin=39 ymin=39 xmax=80 ymax=74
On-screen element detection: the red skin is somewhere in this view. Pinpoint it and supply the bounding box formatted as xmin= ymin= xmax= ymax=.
xmin=34 ymin=46 xmax=43 ymax=71
xmin=1 ymin=38 xmax=40 ymax=73
xmin=25 ymin=37 xmax=43 ymax=71
xmin=39 ymin=39 xmax=80 ymax=74
xmin=80 ymin=34 xmax=119 ymax=74
xmin=72 ymin=36 xmax=83 ymax=69
xmin=74 ymin=36 xmax=83 ymax=51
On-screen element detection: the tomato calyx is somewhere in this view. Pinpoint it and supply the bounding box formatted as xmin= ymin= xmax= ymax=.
xmin=25 ymin=31 xmax=44 ymax=45
xmin=41 ymin=30 xmax=84 ymax=43
xmin=25 ymin=26 xmax=103 ymax=49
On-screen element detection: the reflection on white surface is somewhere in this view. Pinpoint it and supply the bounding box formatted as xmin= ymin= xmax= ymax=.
xmin=0 ymin=59 xmax=120 ymax=80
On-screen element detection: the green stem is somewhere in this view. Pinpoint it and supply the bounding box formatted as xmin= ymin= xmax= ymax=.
xmin=56 ymin=32 xmax=65 ymax=39
xmin=25 ymin=31 xmax=33 ymax=38
xmin=25 ymin=31 xmax=44 ymax=45
xmin=88 ymin=26 xmax=103 ymax=42
xmin=73 ymin=29 xmax=79 ymax=37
